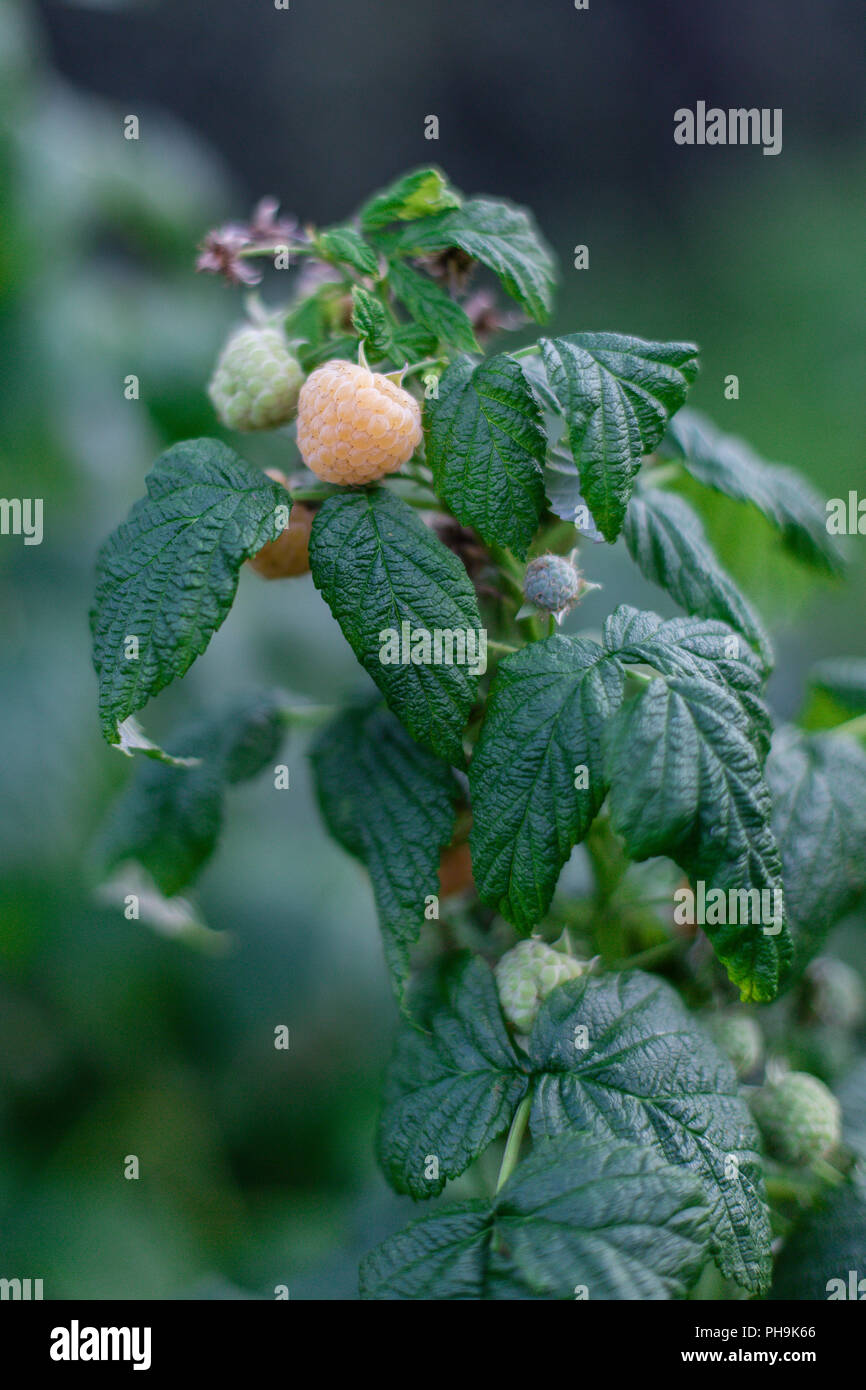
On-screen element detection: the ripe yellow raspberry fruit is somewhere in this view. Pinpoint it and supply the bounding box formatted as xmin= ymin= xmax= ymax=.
xmin=247 ymin=469 xmax=314 ymax=579
xmin=208 ymin=325 xmax=303 ymax=431
xmin=296 ymin=359 xmax=422 ymax=485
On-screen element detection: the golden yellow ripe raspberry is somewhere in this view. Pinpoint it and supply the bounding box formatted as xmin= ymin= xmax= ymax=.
xmin=248 ymin=470 xmax=314 ymax=579
xmin=296 ymin=359 xmax=422 ymax=485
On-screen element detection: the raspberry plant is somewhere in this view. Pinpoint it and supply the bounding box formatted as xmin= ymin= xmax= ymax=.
xmin=90 ymin=168 xmax=866 ymax=1301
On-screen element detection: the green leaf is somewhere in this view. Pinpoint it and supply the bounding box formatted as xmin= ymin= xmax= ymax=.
xmin=351 ymin=286 xmax=392 ymax=357
xmin=664 ymin=408 xmax=843 ymax=575
xmin=360 ymin=1203 xmax=493 ymax=1300
xmin=360 ymin=167 xmax=461 ymax=231
xmin=528 ymin=970 xmax=771 ymax=1292
xmin=309 ymin=489 xmax=483 ymax=763
xmin=624 ymin=488 xmax=773 ymax=668
xmin=802 ymin=657 xmax=866 ymax=728
xmin=769 ymin=1184 xmax=866 ymax=1300
xmin=91 ymin=440 xmax=287 ymax=743
xmin=316 ymin=225 xmax=380 ymax=277
xmin=98 ymin=691 xmax=287 ymax=896
xmin=113 ymin=716 xmax=201 ymax=767
xmin=386 ymin=257 xmax=479 ymax=354
xmin=767 ymin=727 xmax=866 ymax=971
xmin=603 ymin=605 xmax=772 ymax=756
xmin=469 ymin=635 xmax=624 ymax=931
xmin=378 ymin=957 xmax=530 ymax=1197
xmin=310 ymin=704 xmax=458 ymax=996
xmin=540 ymin=333 xmax=699 ymax=542
xmin=361 ymin=1129 xmax=710 ymax=1300
xmin=385 ymin=197 xmax=556 ymax=322
xmin=604 ymin=673 xmax=790 ymax=1000
xmin=425 ymin=354 xmax=546 ymax=559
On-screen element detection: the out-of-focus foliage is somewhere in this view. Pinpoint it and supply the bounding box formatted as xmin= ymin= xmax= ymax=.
xmin=1 ymin=0 xmax=864 ymax=1298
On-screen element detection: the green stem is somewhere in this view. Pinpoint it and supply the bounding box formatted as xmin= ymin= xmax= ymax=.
xmin=496 ymin=1095 xmax=532 ymax=1192
xmin=487 ymin=640 xmax=518 ymax=655
xmin=509 ymin=344 xmax=541 ymax=360
xmin=812 ymin=1156 xmax=846 ymax=1187
xmin=401 ymin=357 xmax=448 ymax=378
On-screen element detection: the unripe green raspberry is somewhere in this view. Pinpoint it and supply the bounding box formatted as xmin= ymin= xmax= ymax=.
xmin=707 ymin=1012 xmax=764 ymax=1079
xmin=495 ymin=939 xmax=585 ymax=1034
xmin=208 ymin=325 xmax=303 ymax=431
xmin=804 ymin=957 xmax=865 ymax=1030
xmin=523 ymin=554 xmax=586 ymax=618
xmin=296 ymin=359 xmax=422 ymax=485
xmin=749 ymin=1071 xmax=841 ymax=1166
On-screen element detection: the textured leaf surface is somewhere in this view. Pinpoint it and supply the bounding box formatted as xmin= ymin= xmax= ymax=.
xmin=91 ymin=440 xmax=286 ymax=743
xmin=528 ymin=971 xmax=772 ymax=1292
xmin=378 ymin=958 xmax=530 ymax=1196
xmin=664 ymin=408 xmax=843 ymax=575
xmin=351 ymin=286 xmax=392 ymax=357
xmin=361 ymin=1129 xmax=710 ymax=1300
xmin=604 ymin=674 xmax=789 ymax=1000
xmin=470 ymin=635 xmax=624 ymax=930
xmin=386 ymin=258 xmax=479 ymax=354
xmin=317 ymin=225 xmax=379 ymax=276
xmin=310 ymin=704 xmax=458 ymax=994
xmin=625 ymin=488 xmax=772 ymax=667
xmin=425 ymin=354 xmax=546 ymax=558
xmin=360 ymin=167 xmax=461 ymax=231
xmin=540 ymin=334 xmax=699 ymax=541
xmin=767 ymin=728 xmax=866 ymax=971
xmin=384 ymin=196 xmax=556 ymax=321
xmin=99 ymin=691 xmax=286 ymax=896
xmin=309 ymin=489 xmax=482 ymax=763
xmin=603 ymin=605 xmax=772 ymax=753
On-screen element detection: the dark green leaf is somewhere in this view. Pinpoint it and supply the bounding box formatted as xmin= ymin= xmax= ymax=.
xmin=529 ymin=970 xmax=771 ymax=1292
xmin=664 ymin=408 xmax=843 ymax=575
xmin=309 ymin=489 xmax=483 ymax=763
xmin=425 ymin=354 xmax=546 ymax=558
xmin=361 ymin=1129 xmax=710 ymax=1300
xmin=385 ymin=197 xmax=556 ymax=322
xmin=540 ymin=333 xmax=699 ymax=541
xmin=603 ymin=605 xmax=772 ymax=756
xmin=386 ymin=258 xmax=479 ymax=354
xmin=378 ymin=957 xmax=530 ymax=1196
xmin=98 ymin=691 xmax=286 ymax=895
xmin=310 ymin=704 xmax=458 ymax=995
xmin=351 ymin=286 xmax=392 ymax=357
xmin=624 ymin=488 xmax=772 ymax=668
xmin=769 ymin=1184 xmax=866 ymax=1300
xmin=767 ymin=727 xmax=866 ymax=971
xmin=360 ymin=167 xmax=461 ymax=231
xmin=316 ymin=225 xmax=380 ymax=277
xmin=90 ymin=440 xmax=287 ymax=743
xmin=470 ymin=635 xmax=624 ymax=930
xmin=604 ymin=674 xmax=790 ymax=1000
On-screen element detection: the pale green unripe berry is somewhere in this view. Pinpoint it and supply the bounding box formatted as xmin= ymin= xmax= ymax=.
xmin=495 ymin=939 xmax=585 ymax=1034
xmin=805 ymin=957 xmax=865 ymax=1030
xmin=523 ymin=554 xmax=584 ymax=615
xmin=707 ymin=1012 xmax=763 ymax=1079
xmin=749 ymin=1071 xmax=841 ymax=1166
xmin=208 ymin=325 xmax=303 ymax=431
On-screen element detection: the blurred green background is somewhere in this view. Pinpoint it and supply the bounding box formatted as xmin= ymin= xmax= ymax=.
xmin=0 ymin=0 xmax=864 ymax=1298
